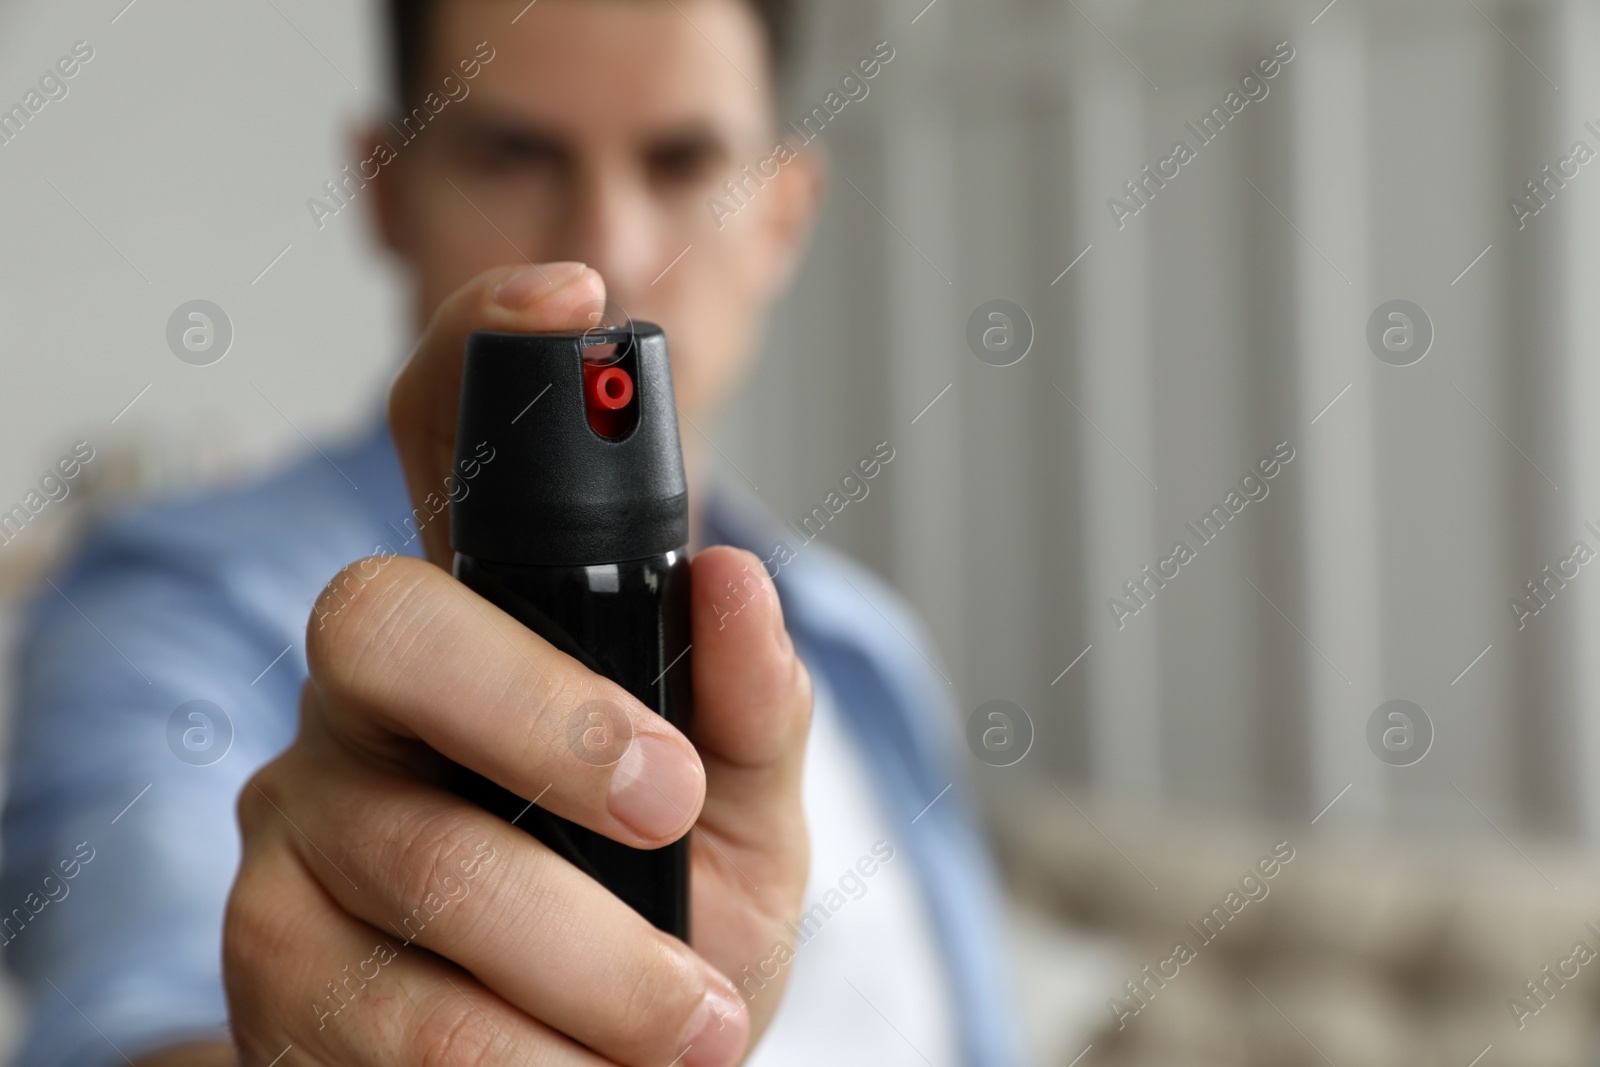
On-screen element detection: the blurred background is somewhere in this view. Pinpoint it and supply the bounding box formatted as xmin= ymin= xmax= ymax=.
xmin=7 ymin=0 xmax=1600 ymax=1063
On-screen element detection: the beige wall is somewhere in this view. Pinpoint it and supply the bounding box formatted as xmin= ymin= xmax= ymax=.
xmin=727 ymin=0 xmax=1600 ymax=843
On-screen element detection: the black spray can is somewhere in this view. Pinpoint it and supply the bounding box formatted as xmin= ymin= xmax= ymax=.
xmin=449 ymin=323 xmax=692 ymax=938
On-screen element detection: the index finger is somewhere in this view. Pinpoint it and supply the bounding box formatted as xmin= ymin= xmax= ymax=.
xmin=307 ymin=554 xmax=706 ymax=848
xmin=389 ymin=261 xmax=606 ymax=564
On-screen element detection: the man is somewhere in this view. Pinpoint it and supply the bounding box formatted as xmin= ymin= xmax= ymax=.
xmin=1 ymin=1 xmax=1017 ymax=1064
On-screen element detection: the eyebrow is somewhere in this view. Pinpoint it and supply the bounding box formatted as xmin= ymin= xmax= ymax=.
xmin=447 ymin=109 xmax=570 ymax=155
xmin=642 ymin=122 xmax=738 ymax=161
xmin=447 ymin=104 xmax=747 ymax=159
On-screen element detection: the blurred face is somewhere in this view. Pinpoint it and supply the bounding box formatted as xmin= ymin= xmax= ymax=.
xmin=371 ymin=0 xmax=821 ymax=448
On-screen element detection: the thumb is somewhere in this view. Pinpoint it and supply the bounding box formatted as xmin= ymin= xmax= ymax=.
xmin=690 ymin=546 xmax=813 ymax=912
xmin=388 ymin=262 xmax=606 ymax=565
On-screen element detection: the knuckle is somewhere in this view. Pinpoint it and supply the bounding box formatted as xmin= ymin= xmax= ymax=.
xmin=221 ymin=874 xmax=292 ymax=984
xmin=305 ymin=555 xmax=438 ymax=700
xmin=491 ymin=658 xmax=596 ymax=777
xmin=517 ymin=672 xmax=582 ymax=762
xmin=379 ymin=804 xmax=490 ymax=941
xmin=235 ymin=763 xmax=279 ymax=840
xmin=611 ymin=937 xmax=704 ymax=1053
xmin=411 ymin=988 xmax=500 ymax=1067
xmin=468 ymin=833 xmax=558 ymax=921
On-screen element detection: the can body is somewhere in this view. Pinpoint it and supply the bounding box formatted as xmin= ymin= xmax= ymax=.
xmin=451 ymin=548 xmax=693 ymax=939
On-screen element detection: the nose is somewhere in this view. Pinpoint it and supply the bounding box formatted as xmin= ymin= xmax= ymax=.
xmin=562 ymin=164 xmax=663 ymax=309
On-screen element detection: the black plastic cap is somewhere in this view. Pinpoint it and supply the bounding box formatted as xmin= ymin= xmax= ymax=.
xmin=451 ymin=324 xmax=688 ymax=567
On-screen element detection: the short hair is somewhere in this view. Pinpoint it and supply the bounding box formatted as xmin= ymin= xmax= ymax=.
xmin=385 ymin=0 xmax=797 ymax=111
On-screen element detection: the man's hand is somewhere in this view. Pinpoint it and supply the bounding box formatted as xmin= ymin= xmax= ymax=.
xmin=214 ymin=264 xmax=812 ymax=1067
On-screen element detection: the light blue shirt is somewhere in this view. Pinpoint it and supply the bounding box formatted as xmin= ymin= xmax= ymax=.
xmin=1 ymin=420 xmax=1019 ymax=1067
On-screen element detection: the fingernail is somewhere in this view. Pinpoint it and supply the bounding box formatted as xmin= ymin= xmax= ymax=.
xmin=607 ymin=733 xmax=703 ymax=840
xmin=494 ymin=262 xmax=588 ymax=308
xmin=680 ymin=983 xmax=749 ymax=1067
xmin=768 ymin=579 xmax=792 ymax=657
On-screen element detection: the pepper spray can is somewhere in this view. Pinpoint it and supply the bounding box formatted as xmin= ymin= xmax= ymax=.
xmin=449 ymin=322 xmax=692 ymax=938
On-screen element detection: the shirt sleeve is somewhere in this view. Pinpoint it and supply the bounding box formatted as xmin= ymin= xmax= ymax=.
xmin=1 ymin=516 xmax=308 ymax=1067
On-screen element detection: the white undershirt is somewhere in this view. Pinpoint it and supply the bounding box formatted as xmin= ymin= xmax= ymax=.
xmin=745 ymin=667 xmax=958 ymax=1066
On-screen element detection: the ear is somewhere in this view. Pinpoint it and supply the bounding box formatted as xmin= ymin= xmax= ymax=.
xmin=352 ymin=122 xmax=413 ymax=260
xmin=753 ymin=141 xmax=827 ymax=299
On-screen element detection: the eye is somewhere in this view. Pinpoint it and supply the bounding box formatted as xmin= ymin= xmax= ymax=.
xmin=646 ymin=136 xmax=725 ymax=188
xmin=463 ymin=131 xmax=565 ymax=175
